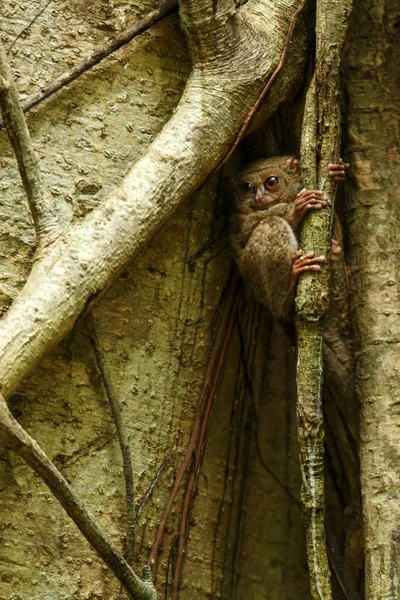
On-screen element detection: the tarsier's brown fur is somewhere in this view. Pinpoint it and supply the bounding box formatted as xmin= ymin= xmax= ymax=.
xmin=230 ymin=156 xmax=347 ymax=319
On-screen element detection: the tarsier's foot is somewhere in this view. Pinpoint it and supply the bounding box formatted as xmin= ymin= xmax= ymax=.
xmin=291 ymin=250 xmax=327 ymax=278
xmin=290 ymin=189 xmax=328 ymax=226
xmin=330 ymin=238 xmax=342 ymax=262
xmin=328 ymin=158 xmax=350 ymax=182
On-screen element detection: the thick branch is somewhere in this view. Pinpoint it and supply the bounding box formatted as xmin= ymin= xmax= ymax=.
xmin=0 ymin=0 xmax=307 ymax=399
xmin=0 ymin=393 xmax=155 ymax=600
xmin=216 ymin=0 xmax=307 ymax=169
xmin=0 ymin=45 xmax=61 ymax=246
xmin=178 ymin=0 xmax=236 ymax=64
xmin=344 ymin=0 xmax=400 ymax=596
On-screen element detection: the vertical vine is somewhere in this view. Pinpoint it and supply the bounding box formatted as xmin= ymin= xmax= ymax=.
xmin=295 ymin=0 xmax=353 ymax=598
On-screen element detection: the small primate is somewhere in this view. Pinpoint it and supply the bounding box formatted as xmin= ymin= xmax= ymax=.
xmin=230 ymin=156 xmax=348 ymax=319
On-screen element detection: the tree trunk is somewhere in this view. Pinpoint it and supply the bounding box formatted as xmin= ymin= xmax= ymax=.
xmin=344 ymin=0 xmax=400 ymax=597
xmin=0 ymin=0 xmax=396 ymax=598
xmin=0 ymin=1 xmax=311 ymax=598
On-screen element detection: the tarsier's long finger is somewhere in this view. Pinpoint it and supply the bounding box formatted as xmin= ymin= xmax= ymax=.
xmin=296 ymin=192 xmax=327 ymax=208
xmin=296 ymin=255 xmax=326 ymax=265
xmin=293 ymin=254 xmax=326 ymax=273
xmin=292 ymin=251 xmax=327 ymax=277
xmin=328 ymin=160 xmax=350 ymax=182
xmin=295 ymin=264 xmax=323 ymax=274
xmin=300 ymin=202 xmax=328 ymax=214
xmin=296 ymin=201 xmax=328 ymax=219
xmin=296 ymin=195 xmax=328 ymax=207
xmin=328 ymin=159 xmax=350 ymax=168
xmin=296 ymin=192 xmax=327 ymax=207
xmin=328 ymin=172 xmax=346 ymax=182
xmin=295 ymin=250 xmax=315 ymax=260
xmin=291 ymin=250 xmax=303 ymax=263
xmin=296 ymin=189 xmax=324 ymax=200
xmin=330 ymin=238 xmax=342 ymax=254
xmin=292 ymin=250 xmax=312 ymax=265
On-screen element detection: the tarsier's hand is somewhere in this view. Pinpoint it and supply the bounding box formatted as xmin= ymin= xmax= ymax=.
xmin=291 ymin=250 xmax=327 ymax=280
xmin=289 ymin=189 xmax=328 ymax=226
xmin=328 ymin=158 xmax=350 ymax=182
xmin=291 ymin=241 xmax=340 ymax=283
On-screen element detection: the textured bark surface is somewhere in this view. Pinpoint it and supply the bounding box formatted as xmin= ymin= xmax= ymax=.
xmin=0 ymin=0 xmax=308 ymax=401
xmin=345 ymin=0 xmax=400 ymax=597
xmin=0 ymin=0 xmax=388 ymax=597
xmin=0 ymin=1 xmax=311 ymax=598
xmin=295 ymin=0 xmax=352 ymax=597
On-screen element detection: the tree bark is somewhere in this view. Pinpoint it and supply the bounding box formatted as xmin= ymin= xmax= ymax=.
xmin=295 ymin=0 xmax=352 ymax=597
xmin=345 ymin=0 xmax=400 ymax=597
xmin=0 ymin=0 xmax=386 ymax=597
xmin=0 ymin=0 xmax=308 ymax=400
xmin=0 ymin=0 xmax=312 ymax=598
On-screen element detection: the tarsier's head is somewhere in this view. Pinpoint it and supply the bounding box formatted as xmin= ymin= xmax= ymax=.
xmin=233 ymin=156 xmax=302 ymax=213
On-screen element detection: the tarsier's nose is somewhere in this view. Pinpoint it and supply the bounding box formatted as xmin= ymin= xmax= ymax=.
xmin=255 ymin=186 xmax=266 ymax=201
xmin=254 ymin=186 xmax=272 ymax=208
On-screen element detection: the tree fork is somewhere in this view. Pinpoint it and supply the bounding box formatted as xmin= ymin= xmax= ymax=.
xmin=295 ymin=0 xmax=353 ymax=598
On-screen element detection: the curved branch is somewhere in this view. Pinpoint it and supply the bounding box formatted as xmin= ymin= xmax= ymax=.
xmin=0 ymin=0 xmax=308 ymax=399
xmin=86 ymin=315 xmax=136 ymax=565
xmin=178 ymin=0 xmax=236 ymax=64
xmin=215 ymin=0 xmax=307 ymax=169
xmin=0 ymin=393 xmax=155 ymax=600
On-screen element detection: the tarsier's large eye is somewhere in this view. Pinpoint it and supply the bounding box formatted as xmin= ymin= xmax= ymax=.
xmin=241 ymin=182 xmax=254 ymax=193
xmin=265 ymin=176 xmax=279 ymax=188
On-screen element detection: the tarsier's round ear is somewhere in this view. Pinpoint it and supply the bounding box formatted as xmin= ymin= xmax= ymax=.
xmin=286 ymin=156 xmax=301 ymax=172
xmin=285 ymin=156 xmax=302 ymax=181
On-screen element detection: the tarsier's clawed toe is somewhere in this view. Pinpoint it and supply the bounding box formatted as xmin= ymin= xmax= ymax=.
xmin=292 ymin=250 xmax=326 ymax=278
xmin=328 ymin=158 xmax=350 ymax=182
xmin=330 ymin=238 xmax=342 ymax=262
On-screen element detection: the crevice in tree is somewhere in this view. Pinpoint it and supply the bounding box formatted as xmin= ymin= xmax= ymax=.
xmin=237 ymin=306 xmax=301 ymax=505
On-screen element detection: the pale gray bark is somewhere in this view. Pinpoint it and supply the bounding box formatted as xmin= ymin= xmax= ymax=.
xmin=0 ymin=391 xmax=156 ymax=600
xmin=0 ymin=0 xmax=310 ymax=598
xmin=0 ymin=0 xmax=307 ymax=399
xmin=0 ymin=45 xmax=61 ymax=246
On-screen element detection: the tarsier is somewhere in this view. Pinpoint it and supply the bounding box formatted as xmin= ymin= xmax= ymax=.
xmin=230 ymin=156 xmax=348 ymax=318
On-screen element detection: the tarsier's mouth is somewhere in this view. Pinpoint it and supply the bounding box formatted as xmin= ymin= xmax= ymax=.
xmin=251 ymin=195 xmax=277 ymax=210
